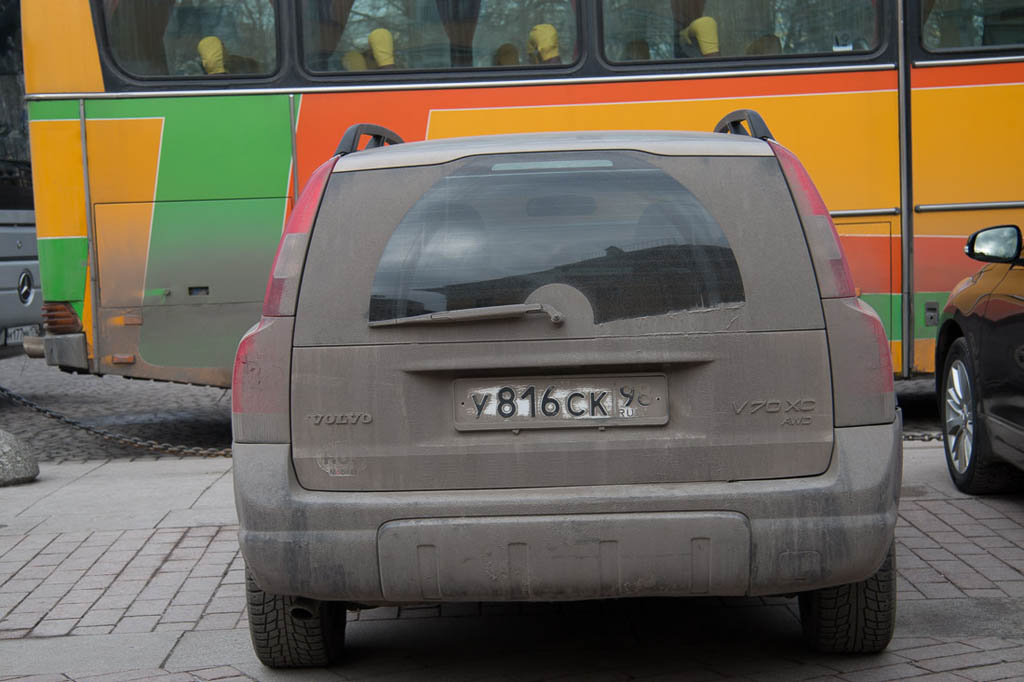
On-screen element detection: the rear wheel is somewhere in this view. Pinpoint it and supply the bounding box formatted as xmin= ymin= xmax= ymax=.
xmin=798 ymin=542 xmax=895 ymax=654
xmin=941 ymin=337 xmax=1012 ymax=494
xmin=245 ymin=569 xmax=346 ymax=668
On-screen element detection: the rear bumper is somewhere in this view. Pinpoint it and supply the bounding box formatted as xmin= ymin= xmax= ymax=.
xmin=235 ymin=414 xmax=902 ymax=603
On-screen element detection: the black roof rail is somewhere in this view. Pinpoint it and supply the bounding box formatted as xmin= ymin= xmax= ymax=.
xmin=713 ymin=109 xmax=775 ymax=141
xmin=335 ymin=123 xmax=404 ymax=156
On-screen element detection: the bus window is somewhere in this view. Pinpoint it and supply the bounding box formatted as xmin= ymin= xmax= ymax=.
xmin=299 ymin=0 xmax=579 ymax=72
xmin=601 ymin=0 xmax=879 ymax=62
xmin=103 ymin=0 xmax=278 ymax=77
xmin=922 ymin=0 xmax=1024 ymax=50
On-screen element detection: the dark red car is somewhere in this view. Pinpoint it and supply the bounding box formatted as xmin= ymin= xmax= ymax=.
xmin=936 ymin=224 xmax=1024 ymax=493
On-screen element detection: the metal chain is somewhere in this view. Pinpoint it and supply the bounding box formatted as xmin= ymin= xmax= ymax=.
xmin=2 ymin=381 xmax=942 ymax=453
xmin=0 ymin=384 xmax=232 ymax=458
xmin=903 ymin=431 xmax=944 ymax=442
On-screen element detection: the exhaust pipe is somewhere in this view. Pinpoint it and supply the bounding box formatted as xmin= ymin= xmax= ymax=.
xmin=289 ymin=597 xmax=318 ymax=621
xmin=22 ymin=335 xmax=44 ymax=358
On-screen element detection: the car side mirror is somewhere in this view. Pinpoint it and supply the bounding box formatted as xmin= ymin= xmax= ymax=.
xmin=966 ymin=225 xmax=1022 ymax=263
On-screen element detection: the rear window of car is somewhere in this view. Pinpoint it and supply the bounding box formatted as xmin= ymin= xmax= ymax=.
xmin=369 ymin=152 xmax=744 ymax=325
xmin=295 ymin=150 xmax=826 ymax=345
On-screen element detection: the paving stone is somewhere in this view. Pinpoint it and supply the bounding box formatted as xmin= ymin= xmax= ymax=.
xmin=160 ymin=604 xmax=204 ymax=623
xmin=0 ymin=628 xmax=30 ymax=638
xmin=171 ymin=591 xmax=212 ymax=606
xmin=211 ymin=584 xmax=243 ymax=599
xmin=959 ymin=661 xmax=1024 ymax=681
xmin=126 ymin=599 xmax=170 ymax=617
xmin=180 ymin=577 xmax=219 ymax=593
xmin=0 ymin=612 xmax=43 ymax=630
xmin=917 ymin=581 xmax=967 ymax=599
xmin=202 ymin=598 xmax=240 ymax=615
xmin=916 ymin=548 xmax=959 ymax=562
xmin=0 ymin=579 xmax=43 ymax=593
xmin=71 ymin=625 xmax=114 ymax=636
xmin=827 ymin=663 xmax=929 ymax=682
xmin=147 ymin=572 xmax=189 ymax=588
xmin=889 ymin=638 xmax=945 ymax=651
xmin=44 ymin=570 xmax=86 ymax=585
xmin=46 ymin=602 xmax=90 ymax=620
xmin=57 ymin=585 xmax=103 ymax=602
xmin=897 ymin=642 xmax=979 ymax=661
xmin=219 ymin=571 xmax=244 ymax=586
xmin=74 ymin=575 xmax=117 ymax=590
xmin=11 ymin=596 xmax=60 ymax=613
xmin=29 ymin=619 xmax=77 ymax=637
xmin=901 ymin=567 xmax=947 ymax=583
xmin=91 ymin=594 xmax=136 ymax=610
xmin=78 ymin=608 xmax=125 ymax=627
xmin=959 ymin=638 xmax=1023 ymax=651
xmin=0 ymin=591 xmax=28 ymax=606
xmin=993 ymin=581 xmax=1024 ymax=597
xmin=191 ymin=667 xmax=241 ymax=681
xmin=111 ymin=615 xmax=160 ymax=633
xmin=916 ymin=650 xmax=1005 ymax=672
xmin=75 ymin=670 xmax=168 ymax=682
xmin=193 ymin=613 xmax=238 ymax=630
xmin=28 ymin=583 xmax=72 ymax=600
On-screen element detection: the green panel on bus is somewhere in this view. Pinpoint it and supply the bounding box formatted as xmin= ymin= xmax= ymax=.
xmin=85 ymin=95 xmax=292 ymax=201
xmin=28 ymin=100 xmax=80 ymax=121
xmin=139 ymin=197 xmax=286 ymax=368
xmin=37 ymin=236 xmax=88 ymax=304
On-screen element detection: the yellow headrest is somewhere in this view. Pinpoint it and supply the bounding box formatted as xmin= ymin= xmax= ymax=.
xmin=495 ymin=43 xmax=519 ymax=66
xmin=369 ymin=28 xmax=395 ymax=67
xmin=529 ymin=24 xmax=559 ymax=62
xmin=342 ymin=50 xmax=367 ymax=71
xmin=197 ymin=36 xmax=227 ymax=74
xmin=681 ymin=16 xmax=719 ymax=56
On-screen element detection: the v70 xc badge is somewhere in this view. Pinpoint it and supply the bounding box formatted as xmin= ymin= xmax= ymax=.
xmin=732 ymin=398 xmax=816 ymax=414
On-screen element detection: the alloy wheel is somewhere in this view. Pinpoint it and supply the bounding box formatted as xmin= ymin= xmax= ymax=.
xmin=944 ymin=359 xmax=974 ymax=474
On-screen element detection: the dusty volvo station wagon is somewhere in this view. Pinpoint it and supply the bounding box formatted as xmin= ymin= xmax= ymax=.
xmin=232 ymin=112 xmax=902 ymax=667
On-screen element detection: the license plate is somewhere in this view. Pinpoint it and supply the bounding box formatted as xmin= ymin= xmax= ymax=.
xmin=453 ymin=375 xmax=669 ymax=431
xmin=4 ymin=324 xmax=39 ymax=346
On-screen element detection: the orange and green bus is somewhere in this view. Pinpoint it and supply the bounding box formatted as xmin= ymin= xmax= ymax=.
xmin=23 ymin=0 xmax=1024 ymax=386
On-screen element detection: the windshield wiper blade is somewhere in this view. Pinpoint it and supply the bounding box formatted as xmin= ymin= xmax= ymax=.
xmin=369 ymin=303 xmax=565 ymax=327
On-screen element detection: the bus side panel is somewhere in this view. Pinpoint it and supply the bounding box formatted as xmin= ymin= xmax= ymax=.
xmin=85 ymin=96 xmax=293 ymax=386
xmin=911 ymin=63 xmax=1024 ymax=373
xmin=27 ymin=101 xmax=94 ymax=355
xmin=21 ymin=0 xmax=104 ymax=94
xmin=296 ymin=72 xmax=902 ymax=364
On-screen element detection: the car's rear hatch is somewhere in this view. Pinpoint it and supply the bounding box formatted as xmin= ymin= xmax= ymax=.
xmin=291 ymin=139 xmax=833 ymax=491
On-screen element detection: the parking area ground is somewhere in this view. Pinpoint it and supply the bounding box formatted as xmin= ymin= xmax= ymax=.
xmin=2 ymin=356 xmax=1023 ymax=681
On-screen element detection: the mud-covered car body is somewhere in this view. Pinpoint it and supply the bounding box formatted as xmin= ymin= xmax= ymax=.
xmin=232 ymin=115 xmax=901 ymax=666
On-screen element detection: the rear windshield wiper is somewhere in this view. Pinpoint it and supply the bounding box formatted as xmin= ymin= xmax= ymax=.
xmin=369 ymin=303 xmax=565 ymax=327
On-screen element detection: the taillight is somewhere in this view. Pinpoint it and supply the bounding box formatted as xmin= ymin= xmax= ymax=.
xmin=232 ymin=317 xmax=293 ymax=443
xmin=263 ymin=157 xmax=337 ymax=317
xmin=769 ymin=140 xmax=855 ymax=299
xmin=823 ymin=298 xmax=895 ymax=426
xmin=42 ymin=302 xmax=83 ymax=334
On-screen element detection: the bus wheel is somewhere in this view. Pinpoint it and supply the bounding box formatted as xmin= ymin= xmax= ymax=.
xmin=798 ymin=542 xmax=896 ymax=654
xmin=245 ymin=569 xmax=346 ymax=667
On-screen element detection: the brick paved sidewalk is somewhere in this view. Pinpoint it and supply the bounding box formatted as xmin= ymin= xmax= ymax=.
xmin=3 ymin=475 xmax=1024 ymax=680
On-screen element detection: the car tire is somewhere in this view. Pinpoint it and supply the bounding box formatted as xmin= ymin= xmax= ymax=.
xmin=245 ymin=569 xmax=346 ymax=668
xmin=798 ymin=542 xmax=895 ymax=654
xmin=941 ymin=337 xmax=1014 ymax=494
